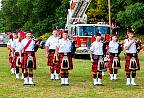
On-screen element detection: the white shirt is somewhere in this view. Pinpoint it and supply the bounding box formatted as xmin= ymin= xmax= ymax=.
xmin=90 ymin=41 xmax=103 ymax=55
xmin=7 ymin=39 xmax=14 ymax=46
xmin=124 ymin=39 xmax=137 ymax=53
xmin=20 ymin=38 xmax=35 ymax=52
xmin=11 ymin=39 xmax=22 ymax=52
xmin=45 ymin=36 xmax=59 ymax=49
xmin=57 ymin=38 xmax=72 ymax=53
xmin=109 ymin=41 xmax=119 ymax=53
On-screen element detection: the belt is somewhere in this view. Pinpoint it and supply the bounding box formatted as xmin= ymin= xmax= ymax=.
xmin=126 ymin=53 xmax=137 ymax=57
xmin=59 ymin=52 xmax=71 ymax=56
xmin=110 ymin=53 xmax=118 ymax=57
xmin=49 ymin=49 xmax=55 ymax=52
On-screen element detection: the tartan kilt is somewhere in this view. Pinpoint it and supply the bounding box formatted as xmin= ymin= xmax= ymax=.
xmin=125 ymin=53 xmax=140 ymax=71
xmin=108 ymin=53 xmax=121 ymax=69
xmin=92 ymin=54 xmax=104 ymax=73
xmin=13 ymin=52 xmax=21 ymax=68
xmin=47 ymin=50 xmax=55 ymax=67
xmin=22 ymin=51 xmax=36 ymax=69
xmin=58 ymin=53 xmax=73 ymax=70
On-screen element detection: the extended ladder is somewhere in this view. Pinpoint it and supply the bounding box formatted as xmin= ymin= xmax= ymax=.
xmin=70 ymin=0 xmax=91 ymax=24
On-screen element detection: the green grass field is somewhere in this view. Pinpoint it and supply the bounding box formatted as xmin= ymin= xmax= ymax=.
xmin=0 ymin=47 xmax=144 ymax=98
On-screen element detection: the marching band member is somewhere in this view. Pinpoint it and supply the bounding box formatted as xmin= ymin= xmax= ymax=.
xmin=55 ymin=30 xmax=73 ymax=85
xmin=7 ymin=32 xmax=17 ymax=74
xmin=45 ymin=30 xmax=60 ymax=80
xmin=19 ymin=31 xmax=36 ymax=85
xmin=108 ymin=34 xmax=122 ymax=80
xmin=124 ymin=29 xmax=142 ymax=86
xmin=90 ymin=33 xmax=104 ymax=86
xmin=12 ymin=31 xmax=25 ymax=79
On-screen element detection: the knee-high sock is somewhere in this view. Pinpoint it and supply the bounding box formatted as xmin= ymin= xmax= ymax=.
xmin=61 ymin=70 xmax=68 ymax=78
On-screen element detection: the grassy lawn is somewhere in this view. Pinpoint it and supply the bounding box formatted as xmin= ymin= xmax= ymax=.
xmin=0 ymin=47 xmax=144 ymax=98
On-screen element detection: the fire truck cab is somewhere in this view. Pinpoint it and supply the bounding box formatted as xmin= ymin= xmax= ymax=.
xmin=69 ymin=23 xmax=110 ymax=54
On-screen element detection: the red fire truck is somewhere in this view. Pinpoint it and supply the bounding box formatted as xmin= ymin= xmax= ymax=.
xmin=66 ymin=0 xmax=111 ymax=55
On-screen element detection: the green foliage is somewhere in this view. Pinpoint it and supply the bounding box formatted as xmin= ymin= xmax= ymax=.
xmin=52 ymin=0 xmax=69 ymax=29
xmin=87 ymin=0 xmax=108 ymax=23
xmin=0 ymin=0 xmax=144 ymax=37
xmin=116 ymin=3 xmax=144 ymax=34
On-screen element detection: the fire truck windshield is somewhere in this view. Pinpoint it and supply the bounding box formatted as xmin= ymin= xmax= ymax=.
xmin=77 ymin=26 xmax=110 ymax=37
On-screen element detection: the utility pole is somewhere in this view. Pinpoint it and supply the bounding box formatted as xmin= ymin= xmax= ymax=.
xmin=108 ymin=0 xmax=111 ymax=35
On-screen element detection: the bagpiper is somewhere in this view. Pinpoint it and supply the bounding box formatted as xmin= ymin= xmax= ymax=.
xmin=19 ymin=30 xmax=37 ymax=85
xmin=45 ymin=29 xmax=60 ymax=80
xmin=7 ymin=32 xmax=17 ymax=74
xmin=11 ymin=31 xmax=25 ymax=79
xmin=108 ymin=34 xmax=123 ymax=80
xmin=55 ymin=30 xmax=73 ymax=85
xmin=90 ymin=33 xmax=105 ymax=86
xmin=124 ymin=29 xmax=142 ymax=86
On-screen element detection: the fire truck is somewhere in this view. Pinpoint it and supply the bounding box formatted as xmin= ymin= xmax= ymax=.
xmin=65 ymin=0 xmax=111 ymax=55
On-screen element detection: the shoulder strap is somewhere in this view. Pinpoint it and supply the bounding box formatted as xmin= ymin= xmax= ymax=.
xmin=24 ymin=39 xmax=32 ymax=51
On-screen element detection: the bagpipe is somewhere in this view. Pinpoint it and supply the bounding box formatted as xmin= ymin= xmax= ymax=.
xmin=135 ymin=39 xmax=143 ymax=52
xmin=33 ymin=37 xmax=43 ymax=52
xmin=118 ymin=41 xmax=123 ymax=54
xmin=71 ymin=40 xmax=76 ymax=57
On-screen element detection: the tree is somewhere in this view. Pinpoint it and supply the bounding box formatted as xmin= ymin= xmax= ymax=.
xmin=1 ymin=0 xmax=23 ymax=31
xmin=87 ymin=0 xmax=108 ymax=23
xmin=116 ymin=3 xmax=144 ymax=34
xmin=52 ymin=0 xmax=69 ymax=29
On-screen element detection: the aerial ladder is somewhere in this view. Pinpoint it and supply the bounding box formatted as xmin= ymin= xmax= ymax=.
xmin=66 ymin=0 xmax=92 ymax=29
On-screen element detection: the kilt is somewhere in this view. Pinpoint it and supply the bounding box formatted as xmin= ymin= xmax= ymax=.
xmin=125 ymin=53 xmax=140 ymax=71
xmin=92 ymin=54 xmax=104 ymax=73
xmin=22 ymin=51 xmax=36 ymax=69
xmin=13 ymin=52 xmax=21 ymax=68
xmin=58 ymin=53 xmax=73 ymax=70
xmin=47 ymin=49 xmax=55 ymax=66
xmin=109 ymin=53 xmax=121 ymax=69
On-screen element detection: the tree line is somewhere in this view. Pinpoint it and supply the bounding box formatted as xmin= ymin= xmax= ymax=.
xmin=0 ymin=0 xmax=144 ymax=37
